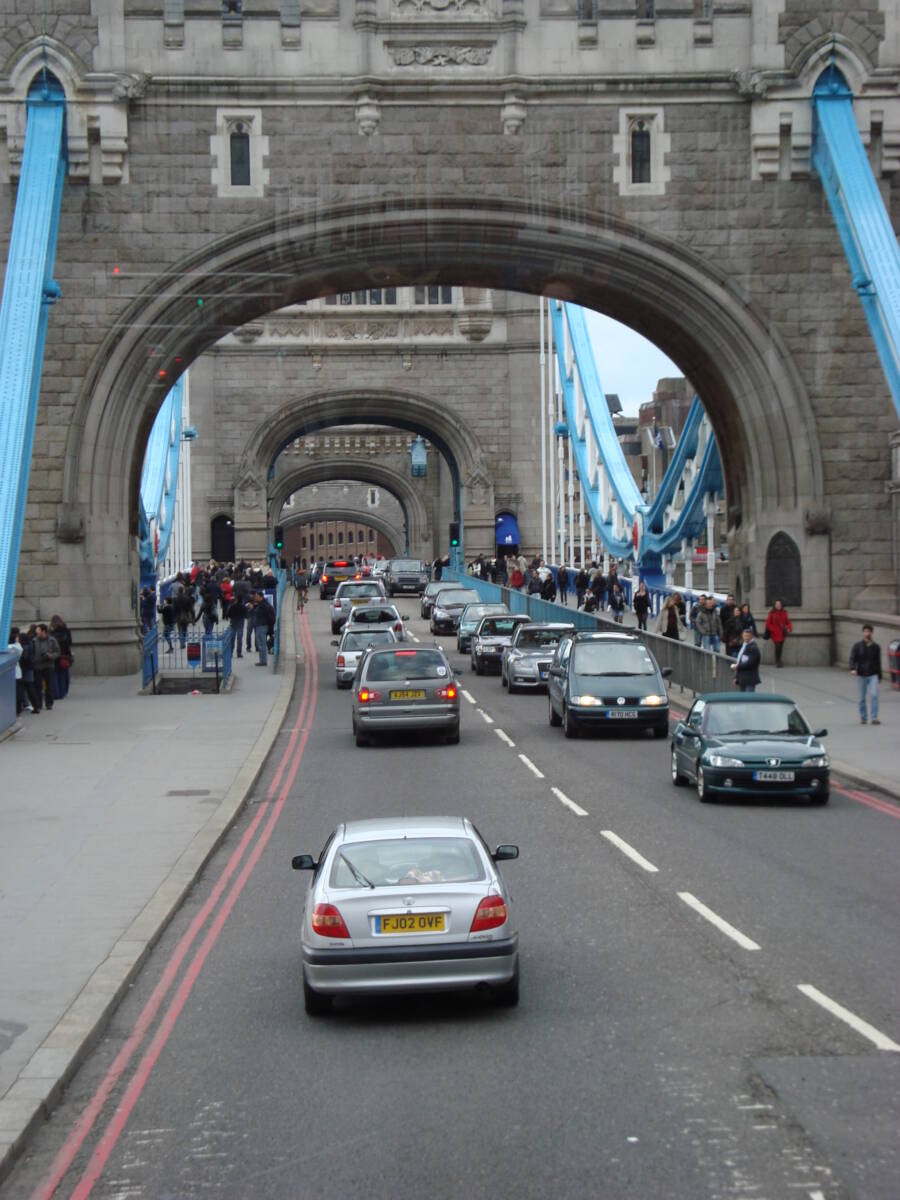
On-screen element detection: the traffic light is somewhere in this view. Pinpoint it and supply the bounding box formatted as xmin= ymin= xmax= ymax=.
xmin=274 ymin=525 xmax=284 ymax=550
xmin=449 ymin=521 xmax=460 ymax=548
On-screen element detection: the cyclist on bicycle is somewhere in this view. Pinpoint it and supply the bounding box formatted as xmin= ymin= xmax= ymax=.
xmin=295 ymin=567 xmax=309 ymax=609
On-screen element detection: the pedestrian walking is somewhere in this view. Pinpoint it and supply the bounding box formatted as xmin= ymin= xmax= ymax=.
xmin=173 ymin=585 xmax=195 ymax=648
xmin=49 ymin=614 xmax=74 ymax=698
xmin=633 ymin=581 xmax=651 ymax=631
xmin=139 ymin=586 xmax=157 ymax=633
xmin=32 ymin=623 xmax=60 ymax=710
xmin=7 ymin=629 xmax=25 ymax=715
xmin=158 ymin=595 xmax=176 ymax=652
xmin=609 ymin=582 xmax=626 ymax=624
xmin=694 ymin=596 xmax=723 ymax=652
xmin=738 ymin=602 xmax=758 ymax=637
xmin=574 ymin=567 xmax=589 ymax=609
xmin=849 ymin=623 xmax=882 ymax=724
xmin=15 ymin=629 xmax=41 ymax=713
xmin=689 ymin=594 xmax=706 ymax=646
xmin=557 ymin=565 xmax=569 ymax=606
xmin=731 ymin=628 xmax=761 ymax=691
xmin=764 ymin=599 xmax=792 ymax=668
xmin=252 ymin=592 xmax=276 ymax=666
xmin=656 ymin=595 xmax=684 ymax=640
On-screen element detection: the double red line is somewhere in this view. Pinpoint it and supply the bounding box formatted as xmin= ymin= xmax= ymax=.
xmin=35 ymin=611 xmax=318 ymax=1200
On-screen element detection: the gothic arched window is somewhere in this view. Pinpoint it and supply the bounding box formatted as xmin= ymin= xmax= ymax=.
xmin=765 ymin=532 xmax=802 ymax=608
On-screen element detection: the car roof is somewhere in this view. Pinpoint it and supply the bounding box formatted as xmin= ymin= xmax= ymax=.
xmin=518 ymin=622 xmax=574 ymax=632
xmin=570 ymin=630 xmax=639 ymax=641
xmin=341 ymin=816 xmax=471 ymax=841
xmin=696 ymin=692 xmax=797 ymax=704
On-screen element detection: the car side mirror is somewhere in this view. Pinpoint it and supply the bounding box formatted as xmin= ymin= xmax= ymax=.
xmin=661 ymin=667 xmax=673 ymax=679
xmin=674 ymin=722 xmax=685 ymax=736
xmin=814 ymin=728 xmax=828 ymax=738
xmin=402 ymin=614 xmax=411 ymax=621
xmin=492 ymin=844 xmax=519 ymax=861
xmin=291 ymin=854 xmax=317 ymax=871
xmin=331 ymin=640 xmax=339 ymax=646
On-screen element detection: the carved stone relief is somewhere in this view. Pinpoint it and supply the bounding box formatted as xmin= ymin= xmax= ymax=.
xmin=389 ymin=45 xmax=492 ymax=66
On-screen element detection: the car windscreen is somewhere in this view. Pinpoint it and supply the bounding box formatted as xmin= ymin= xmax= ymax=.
xmin=364 ymin=649 xmax=449 ymax=681
xmin=517 ymin=628 xmax=567 ymax=649
xmin=571 ymin=642 xmax=658 ymax=676
xmin=426 ymin=582 xmax=454 ymax=596
xmin=331 ymin=836 xmax=485 ymax=888
xmin=338 ymin=583 xmax=382 ymax=598
xmin=391 ymin=559 xmax=423 ymax=572
xmin=341 ymin=630 xmax=395 ymax=651
xmin=704 ymin=702 xmax=810 ymax=737
xmin=350 ymin=607 xmax=398 ymax=624
xmin=437 ymin=590 xmax=480 ymax=607
xmin=478 ymin=618 xmax=524 ymax=636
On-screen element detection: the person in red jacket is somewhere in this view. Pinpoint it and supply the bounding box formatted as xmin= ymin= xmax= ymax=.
xmin=765 ymin=599 xmax=793 ymax=667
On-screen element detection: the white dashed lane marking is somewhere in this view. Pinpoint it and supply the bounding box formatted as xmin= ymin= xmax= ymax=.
xmin=601 ymin=830 xmax=659 ymax=873
xmin=495 ymin=729 xmax=515 ymax=748
xmin=477 ymin=709 xmax=494 ymax=725
xmin=551 ymin=787 xmax=588 ymax=817
xmin=461 ymin=690 xmax=477 ymax=705
xmin=677 ymin=892 xmax=760 ymax=951
xmin=518 ymin=754 xmax=545 ymax=780
xmin=797 ymin=984 xmax=900 ymax=1052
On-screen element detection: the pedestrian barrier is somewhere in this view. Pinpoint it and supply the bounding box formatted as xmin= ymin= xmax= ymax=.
xmin=271 ymin=567 xmax=287 ymax=669
xmin=890 ymin=639 xmax=900 ymax=690
xmin=443 ymin=569 xmax=732 ymax=697
xmin=142 ymin=622 xmax=235 ymax=692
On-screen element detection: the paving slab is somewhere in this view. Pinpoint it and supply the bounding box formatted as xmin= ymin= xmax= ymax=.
xmin=0 ymin=614 xmax=298 ymax=1183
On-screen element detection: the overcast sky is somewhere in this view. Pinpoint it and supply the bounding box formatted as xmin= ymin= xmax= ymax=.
xmin=582 ymin=308 xmax=682 ymax=418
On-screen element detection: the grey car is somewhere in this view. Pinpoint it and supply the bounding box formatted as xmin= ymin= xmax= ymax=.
xmin=501 ymin=622 xmax=575 ymax=692
xmin=430 ymin=587 xmax=482 ymax=635
xmin=456 ymin=602 xmax=511 ymax=653
xmin=332 ymin=627 xmax=397 ymax=688
xmin=470 ymin=613 xmax=532 ymax=674
xmin=292 ymin=815 xmax=520 ymax=1014
xmin=351 ymin=644 xmax=461 ymax=745
xmin=345 ymin=601 xmax=409 ymax=642
xmin=420 ymin=580 xmax=460 ymax=620
xmin=330 ymin=579 xmax=387 ymax=634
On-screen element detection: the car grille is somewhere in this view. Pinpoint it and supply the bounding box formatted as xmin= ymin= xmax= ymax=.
xmin=600 ymin=695 xmax=642 ymax=705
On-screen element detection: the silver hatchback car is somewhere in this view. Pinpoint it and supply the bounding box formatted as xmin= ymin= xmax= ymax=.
xmin=332 ymin=627 xmax=397 ymax=688
xmin=292 ymin=815 xmax=520 ymax=1014
xmin=351 ymin=645 xmax=460 ymax=745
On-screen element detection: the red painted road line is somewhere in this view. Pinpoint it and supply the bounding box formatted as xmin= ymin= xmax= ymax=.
xmin=267 ymin=611 xmax=316 ymax=800
xmin=67 ymin=615 xmax=319 ymax=1200
xmin=34 ymin=611 xmax=316 ymax=1200
xmin=831 ymin=781 xmax=900 ymax=819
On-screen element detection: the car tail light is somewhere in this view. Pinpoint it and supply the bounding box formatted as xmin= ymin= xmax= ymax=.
xmin=337 ymin=655 xmax=345 ymax=667
xmin=357 ymin=689 xmax=382 ymax=703
xmin=321 ymin=574 xmax=329 ymax=583
xmin=394 ymin=623 xmax=403 ymax=634
xmin=470 ymin=895 xmax=508 ymax=932
xmin=435 ymin=685 xmax=457 ymax=700
xmin=311 ymin=903 xmax=350 ymax=938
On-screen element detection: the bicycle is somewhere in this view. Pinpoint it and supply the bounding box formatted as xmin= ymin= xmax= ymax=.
xmin=296 ymin=583 xmax=308 ymax=613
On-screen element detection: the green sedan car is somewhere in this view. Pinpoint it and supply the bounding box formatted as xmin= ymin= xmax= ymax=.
xmin=671 ymin=693 xmax=830 ymax=804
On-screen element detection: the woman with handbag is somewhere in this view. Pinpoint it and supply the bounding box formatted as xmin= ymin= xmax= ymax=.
xmin=50 ymin=614 xmax=74 ymax=699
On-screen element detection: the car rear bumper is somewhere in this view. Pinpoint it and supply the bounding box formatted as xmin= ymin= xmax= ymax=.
xmin=357 ymin=706 xmax=459 ymax=732
xmin=703 ymin=767 xmax=830 ymax=797
xmin=302 ymin=935 xmax=518 ymax=994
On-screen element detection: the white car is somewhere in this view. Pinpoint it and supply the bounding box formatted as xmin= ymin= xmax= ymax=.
xmin=345 ymin=601 xmax=409 ymax=642
xmin=292 ymin=815 xmax=520 ymax=1014
xmin=332 ymin=626 xmax=397 ymax=688
xmin=330 ymin=579 xmax=387 ymax=634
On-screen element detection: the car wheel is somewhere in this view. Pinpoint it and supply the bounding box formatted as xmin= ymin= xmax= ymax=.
xmin=652 ymin=725 xmax=668 ymax=739
xmin=548 ymin=698 xmax=562 ymax=727
xmin=563 ymin=703 xmax=578 ymax=738
xmin=809 ymin=791 xmax=830 ymax=806
xmin=446 ymin=724 xmax=460 ymax=745
xmin=303 ymin=973 xmax=332 ymax=1016
xmin=671 ymin=748 xmax=687 ymax=786
xmin=501 ymin=669 xmax=508 ymax=688
xmin=331 ymin=624 xmax=340 ymax=635
xmin=697 ymin=765 xmax=713 ymax=803
xmin=492 ymin=961 xmax=519 ymax=1007
xmin=355 ymin=730 xmax=370 ymax=747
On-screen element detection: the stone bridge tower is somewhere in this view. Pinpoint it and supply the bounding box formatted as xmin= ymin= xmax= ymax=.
xmin=1 ymin=0 xmax=898 ymax=670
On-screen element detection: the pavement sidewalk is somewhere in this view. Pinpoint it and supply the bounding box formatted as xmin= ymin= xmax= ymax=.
xmin=0 ymin=614 xmax=298 ymax=1182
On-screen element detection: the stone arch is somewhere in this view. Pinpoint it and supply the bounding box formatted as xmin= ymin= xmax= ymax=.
xmin=267 ymin=459 xmax=429 ymax=558
xmin=282 ymin=508 xmax=403 ymax=558
xmin=765 ymin=531 xmax=802 ymax=609
xmin=61 ymin=197 xmax=830 ymax=665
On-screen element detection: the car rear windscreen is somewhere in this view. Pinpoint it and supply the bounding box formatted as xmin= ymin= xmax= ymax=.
xmin=365 ymin=649 xmax=448 ymax=681
xmin=350 ymin=608 xmax=397 ymax=624
xmin=331 ymin=837 xmax=485 ymax=888
xmin=342 ymin=630 xmax=395 ymax=650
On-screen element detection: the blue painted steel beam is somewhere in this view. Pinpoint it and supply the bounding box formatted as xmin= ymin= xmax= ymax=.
xmin=813 ymin=65 xmax=900 ymax=418
xmin=641 ymin=433 xmax=723 ymax=556
xmin=139 ymin=377 xmax=184 ymax=583
xmin=0 ymin=76 xmax=67 ymax=640
xmin=643 ymin=395 xmax=703 ymax=534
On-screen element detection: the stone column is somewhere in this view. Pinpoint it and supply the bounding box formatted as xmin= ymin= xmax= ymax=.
xmin=461 ymin=469 xmax=495 ymax=560
xmin=233 ymin=472 xmax=269 ymax=562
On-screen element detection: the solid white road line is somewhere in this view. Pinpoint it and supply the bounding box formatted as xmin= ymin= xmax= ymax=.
xmin=551 ymin=786 xmax=588 ymax=816
xmin=461 ymin=690 xmax=476 ymax=705
xmin=495 ymin=728 xmax=516 ymax=748
xmin=478 ymin=708 xmax=494 ymax=725
xmin=518 ymin=754 xmax=545 ymax=780
xmin=601 ymin=830 xmax=659 ymax=873
xmin=797 ymin=984 xmax=900 ymax=1052
xmin=677 ymin=892 xmax=761 ymax=951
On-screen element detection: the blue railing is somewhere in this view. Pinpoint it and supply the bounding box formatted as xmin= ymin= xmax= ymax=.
xmin=142 ymin=623 xmax=235 ymax=691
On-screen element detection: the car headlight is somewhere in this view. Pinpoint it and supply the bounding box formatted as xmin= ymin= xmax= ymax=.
xmin=705 ymin=754 xmax=744 ymax=768
xmin=640 ymin=694 xmax=666 ymax=706
xmin=570 ymin=695 xmax=601 ymax=706
xmin=805 ymin=755 xmax=829 ymax=768
xmin=434 ymin=608 xmax=447 ymax=619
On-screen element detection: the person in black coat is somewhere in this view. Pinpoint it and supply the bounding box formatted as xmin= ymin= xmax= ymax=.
xmin=731 ymin=629 xmax=761 ymax=692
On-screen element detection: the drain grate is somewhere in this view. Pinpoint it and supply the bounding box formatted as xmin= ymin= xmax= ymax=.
xmin=166 ymin=789 xmax=212 ymax=797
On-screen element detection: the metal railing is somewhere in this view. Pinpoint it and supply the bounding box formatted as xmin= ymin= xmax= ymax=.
xmin=142 ymin=621 xmax=235 ymax=692
xmin=272 ymin=568 xmax=287 ymax=669
xmin=443 ymin=569 xmax=733 ymax=698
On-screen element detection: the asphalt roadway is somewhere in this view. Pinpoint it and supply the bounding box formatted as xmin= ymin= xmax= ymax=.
xmin=3 ymin=603 xmax=898 ymax=1200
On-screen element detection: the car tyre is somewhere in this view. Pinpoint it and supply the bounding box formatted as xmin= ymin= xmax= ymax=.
xmin=303 ymin=974 xmax=332 ymax=1016
xmin=809 ymin=791 xmax=830 ymax=806
xmin=671 ymin=748 xmax=687 ymax=786
xmin=697 ymin=765 xmax=713 ymax=803
xmin=548 ymin=698 xmax=562 ymax=727
xmin=355 ymin=730 xmax=370 ymax=747
xmin=501 ymin=670 xmax=508 ymax=688
xmin=652 ymin=725 xmax=668 ymax=739
xmin=563 ymin=703 xmax=579 ymax=738
xmin=492 ymin=961 xmax=519 ymax=1007
xmin=331 ymin=623 xmax=341 ymax=635
xmin=445 ymin=724 xmax=460 ymax=745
